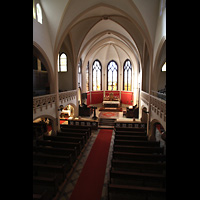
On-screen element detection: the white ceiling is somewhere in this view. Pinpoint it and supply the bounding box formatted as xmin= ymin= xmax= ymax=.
xmin=40 ymin=0 xmax=160 ymax=69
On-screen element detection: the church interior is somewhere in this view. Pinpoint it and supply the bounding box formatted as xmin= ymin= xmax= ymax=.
xmin=33 ymin=0 xmax=166 ymax=199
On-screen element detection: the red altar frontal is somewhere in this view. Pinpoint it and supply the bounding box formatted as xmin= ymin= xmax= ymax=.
xmin=87 ymin=90 xmax=134 ymax=106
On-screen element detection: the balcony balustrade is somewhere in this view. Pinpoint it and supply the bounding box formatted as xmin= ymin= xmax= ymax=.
xmin=141 ymin=91 xmax=166 ymax=129
xmin=33 ymin=90 xmax=77 ymax=119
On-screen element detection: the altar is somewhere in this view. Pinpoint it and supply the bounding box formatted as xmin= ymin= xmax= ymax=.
xmin=103 ymin=100 xmax=120 ymax=107
xmin=102 ymin=92 xmax=120 ymax=107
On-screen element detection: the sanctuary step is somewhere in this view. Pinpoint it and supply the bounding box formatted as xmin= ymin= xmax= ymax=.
xmin=99 ymin=107 xmax=122 ymax=112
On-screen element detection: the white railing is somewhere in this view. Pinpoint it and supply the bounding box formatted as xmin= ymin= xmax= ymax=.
xmin=141 ymin=91 xmax=150 ymax=107
xmin=33 ymin=90 xmax=77 ymax=115
xmin=150 ymin=95 xmax=166 ymax=122
xmin=141 ymin=90 xmax=166 ymax=123
xmin=59 ymin=90 xmax=77 ymax=104
xmin=33 ymin=93 xmax=56 ymax=113
xmin=151 ymin=90 xmax=166 ymax=101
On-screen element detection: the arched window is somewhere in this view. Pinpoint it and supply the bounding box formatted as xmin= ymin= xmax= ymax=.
xmin=36 ymin=3 xmax=42 ymax=24
xmin=123 ymin=59 xmax=132 ymax=91
xmin=86 ymin=62 xmax=89 ymax=92
xmin=92 ymin=60 xmax=102 ymax=91
xmin=33 ymin=1 xmax=36 ymax=19
xmin=161 ymin=62 xmax=166 ymax=71
xmin=59 ymin=53 xmax=67 ymax=72
xmin=78 ymin=59 xmax=82 ymax=88
xmin=107 ymin=60 xmax=118 ymax=91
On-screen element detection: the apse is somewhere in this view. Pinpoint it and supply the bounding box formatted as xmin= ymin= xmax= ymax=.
xmin=79 ymin=19 xmax=141 ymax=98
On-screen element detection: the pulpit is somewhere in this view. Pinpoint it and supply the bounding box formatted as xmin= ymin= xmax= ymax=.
xmin=79 ymin=104 xmax=92 ymax=116
xmin=126 ymin=105 xmax=139 ymax=118
xmin=91 ymin=106 xmax=98 ymax=120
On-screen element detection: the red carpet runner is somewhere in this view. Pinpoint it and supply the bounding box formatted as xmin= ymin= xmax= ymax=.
xmin=69 ymin=129 xmax=113 ymax=200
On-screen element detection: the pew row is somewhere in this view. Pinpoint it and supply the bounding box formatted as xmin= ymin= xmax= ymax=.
xmin=110 ymin=169 xmax=166 ymax=188
xmin=108 ymin=125 xmax=166 ymax=200
xmin=108 ymin=184 xmax=166 ymax=200
xmin=33 ymin=125 xmax=92 ymax=200
xmin=36 ymin=139 xmax=82 ymax=155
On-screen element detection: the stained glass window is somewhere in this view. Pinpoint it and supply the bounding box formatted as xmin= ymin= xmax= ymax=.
xmin=92 ymin=60 xmax=102 ymax=91
xmin=123 ymin=59 xmax=132 ymax=91
xmin=107 ymin=60 xmax=118 ymax=91
xmin=86 ymin=62 xmax=89 ymax=92
xmin=78 ymin=59 xmax=82 ymax=88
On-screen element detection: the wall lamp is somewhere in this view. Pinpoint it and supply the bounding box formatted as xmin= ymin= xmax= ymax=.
xmin=143 ymin=110 xmax=149 ymax=114
xmin=58 ymin=105 xmax=64 ymax=111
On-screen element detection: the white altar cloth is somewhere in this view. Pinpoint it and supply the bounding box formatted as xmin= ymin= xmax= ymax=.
xmin=103 ymin=100 xmax=120 ymax=106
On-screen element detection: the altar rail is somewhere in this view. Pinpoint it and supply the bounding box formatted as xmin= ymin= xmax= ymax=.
xmin=33 ymin=90 xmax=77 ymax=119
xmin=68 ymin=119 xmax=98 ymax=130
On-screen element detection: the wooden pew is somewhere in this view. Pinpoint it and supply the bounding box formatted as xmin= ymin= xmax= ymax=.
xmin=33 ymin=124 xmax=92 ymax=200
xmin=114 ymin=139 xmax=160 ymax=147
xmin=33 ymin=175 xmax=58 ymax=198
xmin=114 ymin=126 xmax=146 ymax=133
xmin=115 ymin=134 xmax=148 ymax=141
xmin=33 ymin=190 xmax=48 ymax=200
xmin=60 ymin=125 xmax=91 ymax=137
xmin=47 ymin=134 xmax=85 ymax=147
xmin=36 ymin=139 xmax=82 ymax=155
xmin=33 ymin=152 xmax=73 ymax=167
xmin=109 ymin=123 xmax=166 ymax=200
xmin=113 ymin=145 xmax=164 ymax=154
xmin=115 ymin=130 xmax=147 ymax=136
xmin=33 ymin=146 xmax=77 ymax=163
xmin=57 ymin=131 xmax=88 ymax=141
xmin=33 ymin=163 xmax=68 ymax=184
xmin=111 ymin=159 xmax=166 ymax=174
xmin=110 ymin=169 xmax=166 ymax=188
xmin=108 ymin=184 xmax=166 ymax=200
xmin=113 ymin=151 xmax=166 ymax=162
xmin=61 ymin=124 xmax=91 ymax=132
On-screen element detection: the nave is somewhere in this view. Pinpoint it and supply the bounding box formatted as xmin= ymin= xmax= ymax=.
xmin=33 ymin=119 xmax=166 ymax=200
xmin=33 ymin=1 xmax=166 ymax=199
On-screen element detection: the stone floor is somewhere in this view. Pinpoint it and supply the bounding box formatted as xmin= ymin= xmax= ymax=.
xmin=59 ymin=128 xmax=115 ymax=200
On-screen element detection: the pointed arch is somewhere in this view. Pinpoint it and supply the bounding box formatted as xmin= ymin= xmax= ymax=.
xmin=107 ymin=60 xmax=118 ymax=91
xmin=123 ymin=59 xmax=132 ymax=91
xmin=33 ymin=42 xmax=55 ymax=93
xmin=92 ymin=59 xmax=102 ymax=91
